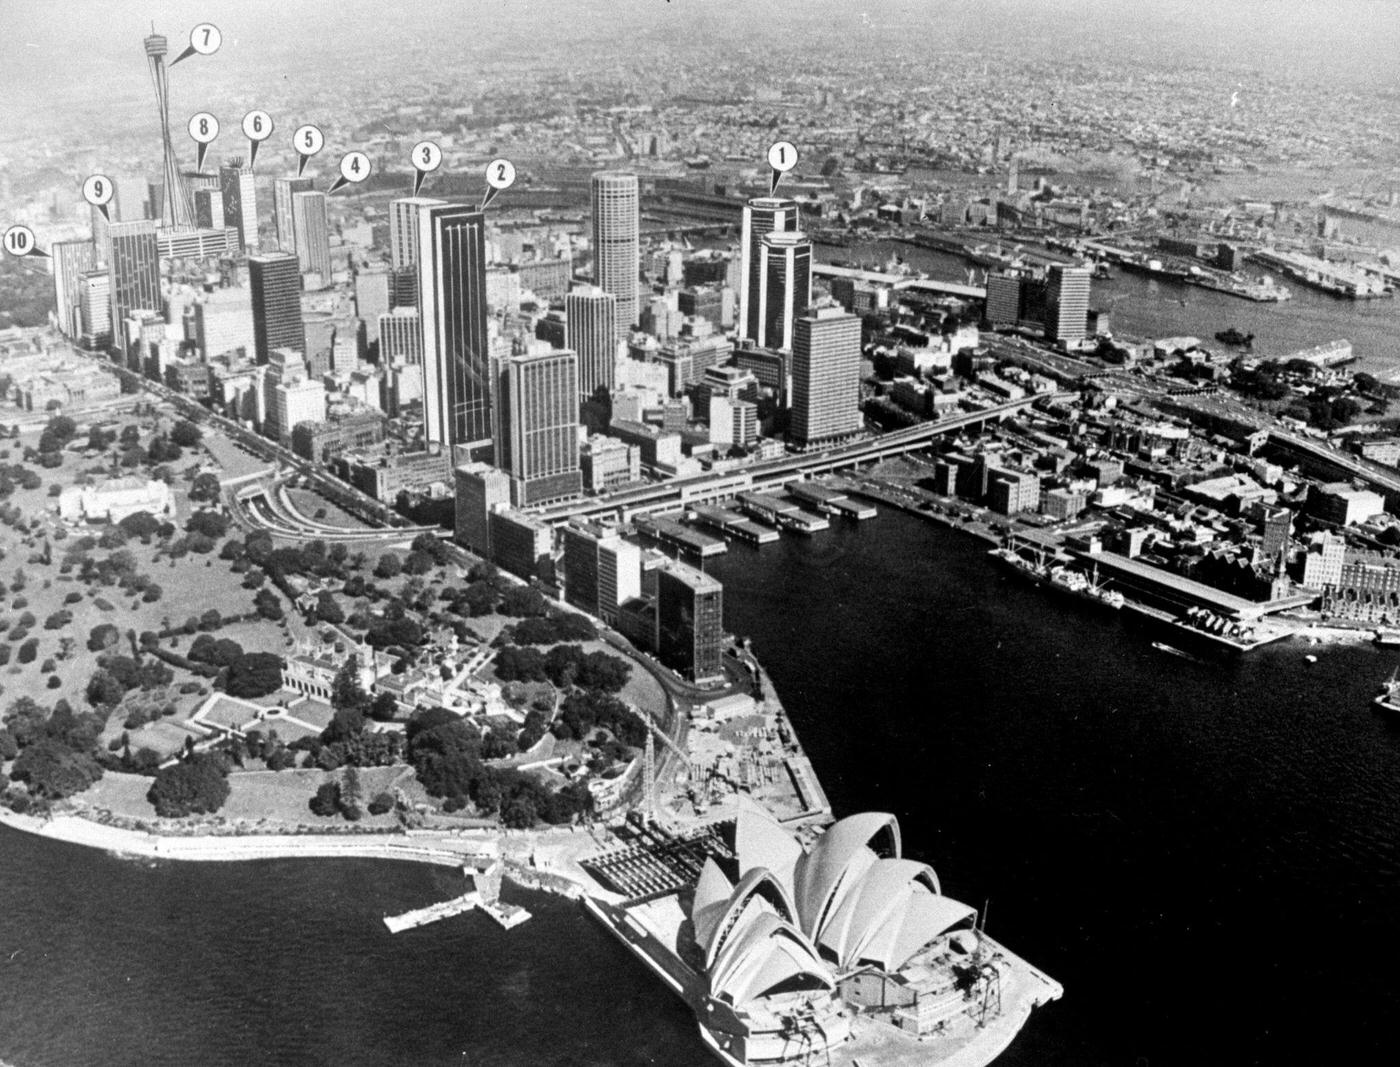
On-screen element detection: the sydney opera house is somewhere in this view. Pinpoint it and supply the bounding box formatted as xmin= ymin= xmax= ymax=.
xmin=583 ymin=806 xmax=1061 ymax=1066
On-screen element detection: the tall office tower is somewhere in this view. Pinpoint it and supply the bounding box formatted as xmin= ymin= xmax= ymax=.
xmin=390 ymin=196 xmax=445 ymax=272
xmin=1044 ymin=264 xmax=1091 ymax=344
xmin=754 ymin=230 xmax=812 ymax=350
xmin=418 ymin=204 xmax=490 ymax=453
xmin=52 ymin=241 xmax=97 ymax=338
xmin=143 ymin=31 xmax=193 ymax=229
xmin=192 ymin=187 xmax=224 ymax=230
xmin=290 ymin=191 xmax=330 ymax=279
xmin=561 ymin=524 xmax=641 ymax=622
xmin=79 ymin=270 xmax=112 ymax=348
xmin=453 ymin=462 xmax=510 ymax=557
xmin=984 ymin=271 xmax=1025 ymax=327
xmin=193 ymin=288 xmax=256 ymax=361
xmin=355 ymin=270 xmax=391 ymax=346
xmin=389 ymin=267 xmax=418 ymax=309
xmin=378 ymin=308 xmax=422 ymax=364
xmin=91 ymin=197 xmax=114 ymax=266
xmin=739 ymin=196 xmax=800 ymax=343
xmin=656 ymin=560 xmax=724 ymax=683
xmin=219 ymin=159 xmax=258 ymax=251
xmin=273 ymin=176 xmax=313 ymax=250
xmin=248 ymin=251 xmax=305 ymax=364
xmin=589 ymin=171 xmax=639 ymax=341
xmin=500 ymin=348 xmax=582 ymax=506
xmin=107 ymin=220 xmax=161 ymax=346
xmin=790 ymin=305 xmax=862 ymax=448
xmin=565 ymin=284 xmax=618 ymax=397
xmin=146 ymin=179 xmax=164 ymax=222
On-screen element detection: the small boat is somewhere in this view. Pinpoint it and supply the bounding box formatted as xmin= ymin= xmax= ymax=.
xmin=1374 ymin=669 xmax=1400 ymax=714
xmin=1151 ymin=641 xmax=1199 ymax=661
xmin=1304 ymin=654 xmax=1318 ymax=664
xmin=1214 ymin=327 xmax=1255 ymax=347
xmin=1372 ymin=628 xmax=1400 ymax=647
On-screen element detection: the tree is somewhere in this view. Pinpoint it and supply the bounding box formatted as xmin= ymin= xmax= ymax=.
xmin=367 ymin=791 xmax=394 ymax=816
xmin=373 ymin=553 xmax=403 ymax=579
xmin=190 ymin=472 xmax=222 ymax=503
xmin=368 ymin=691 xmax=398 ymax=722
xmin=224 ymin=652 xmax=285 ymax=698
xmin=314 ymin=591 xmax=345 ymax=625
xmin=10 ymin=739 xmax=103 ymax=799
xmin=170 ymin=419 xmax=202 ymax=448
xmin=147 ymin=753 xmax=230 ymax=817
xmin=310 ymin=780 xmax=342 ymax=817
xmin=186 ymin=510 xmax=229 ymax=539
xmin=253 ymin=587 xmax=284 ymax=621
xmin=87 ymin=623 xmax=121 ymax=653
xmin=17 ymin=637 xmax=39 ymax=664
xmin=340 ymin=766 xmax=363 ymax=820
xmin=500 ymin=796 xmax=538 ymax=829
xmin=411 ymin=532 xmax=451 ymax=565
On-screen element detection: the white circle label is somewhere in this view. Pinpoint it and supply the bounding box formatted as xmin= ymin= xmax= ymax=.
xmin=190 ymin=23 xmax=222 ymax=56
xmin=188 ymin=112 xmax=219 ymax=144
xmin=294 ymin=124 xmax=325 ymax=157
xmin=412 ymin=141 xmax=442 ymax=173
xmin=2 ymin=225 xmax=36 ymax=257
xmin=339 ymin=151 xmax=371 ymax=184
xmin=485 ymin=158 xmax=516 ymax=190
xmin=242 ymin=110 xmax=273 ymax=142
xmin=768 ymin=141 xmax=798 ymax=173
xmin=82 ymin=174 xmax=115 ymax=207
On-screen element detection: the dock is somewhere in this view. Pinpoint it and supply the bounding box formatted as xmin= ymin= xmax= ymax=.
xmin=787 ymin=481 xmax=878 ymax=520
xmin=735 ymin=491 xmax=829 ymax=534
xmin=688 ymin=505 xmax=779 ymax=545
xmin=633 ymin=514 xmax=727 ymax=557
xmin=383 ymin=890 xmax=480 ymax=933
xmin=481 ymin=900 xmax=532 ymax=929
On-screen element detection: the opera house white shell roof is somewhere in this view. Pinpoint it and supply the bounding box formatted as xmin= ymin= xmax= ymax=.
xmin=690 ymin=809 xmax=978 ymax=1009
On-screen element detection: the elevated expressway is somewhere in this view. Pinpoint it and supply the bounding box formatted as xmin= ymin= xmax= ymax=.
xmin=229 ymin=481 xmax=438 ymax=545
xmin=1265 ymin=427 xmax=1400 ymax=510
xmin=533 ymin=394 xmax=1059 ymax=526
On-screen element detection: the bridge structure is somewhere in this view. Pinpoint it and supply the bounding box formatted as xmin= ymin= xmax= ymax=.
xmin=811 ymin=262 xmax=987 ymax=300
xmin=532 ymin=394 xmax=1058 ymax=526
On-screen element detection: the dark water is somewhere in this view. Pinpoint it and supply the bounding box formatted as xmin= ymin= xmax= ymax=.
xmin=4 ymin=511 xmax=1400 ymax=1066
xmin=836 ymin=238 xmax=1400 ymax=378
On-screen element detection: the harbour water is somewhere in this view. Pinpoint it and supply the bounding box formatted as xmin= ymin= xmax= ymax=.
xmin=2 ymin=511 xmax=1399 ymax=1065
xmin=831 ymin=237 xmax=1400 ymax=379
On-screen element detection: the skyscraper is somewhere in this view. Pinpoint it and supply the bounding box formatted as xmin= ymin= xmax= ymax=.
xmin=273 ymin=176 xmax=313 ymax=251
xmin=565 ymin=285 xmax=618 ymax=397
xmin=590 ymin=171 xmax=639 ymax=342
xmin=390 ymin=196 xmax=445 ymax=272
xmin=248 ymin=251 xmax=305 ymax=364
xmin=656 ymin=560 xmax=724 ymax=683
xmin=219 ymin=159 xmax=258 ymax=251
xmin=453 ymin=462 xmax=510 ymax=557
xmin=739 ymin=197 xmax=800 ymax=343
xmin=754 ymin=230 xmax=812 ymax=351
xmin=1044 ymin=265 xmax=1091 ymax=344
xmin=192 ymin=187 xmax=224 ymax=230
xmin=143 ymin=31 xmax=193 ymax=230
xmin=290 ymin=191 xmax=331 ymax=280
xmin=107 ymin=220 xmax=161 ymax=347
xmin=562 ymin=524 xmax=641 ymax=623
xmin=790 ymin=305 xmax=862 ymax=448
xmin=79 ymin=270 xmax=112 ymax=349
xmin=501 ymin=348 xmax=582 ymax=506
xmin=52 ymin=240 xmax=97 ymax=338
xmin=418 ymin=204 xmax=491 ymax=453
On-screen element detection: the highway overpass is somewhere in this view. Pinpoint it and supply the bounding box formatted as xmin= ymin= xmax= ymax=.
xmin=533 ymin=394 xmax=1057 ymax=525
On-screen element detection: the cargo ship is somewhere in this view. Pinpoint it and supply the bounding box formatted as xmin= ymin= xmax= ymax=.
xmin=991 ymin=548 xmax=1124 ymax=610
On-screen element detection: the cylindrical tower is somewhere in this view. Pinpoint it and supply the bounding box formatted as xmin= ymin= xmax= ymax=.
xmin=590 ymin=171 xmax=639 ymax=343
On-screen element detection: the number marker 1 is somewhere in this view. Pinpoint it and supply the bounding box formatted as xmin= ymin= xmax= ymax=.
xmin=768 ymin=141 xmax=798 ymax=195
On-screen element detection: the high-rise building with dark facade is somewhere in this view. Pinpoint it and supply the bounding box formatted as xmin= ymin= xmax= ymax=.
xmin=501 ymin=349 xmax=582 ymax=506
xmin=107 ymin=220 xmax=161 ymax=348
xmin=273 ymin=176 xmax=313 ymax=251
xmin=248 ymin=251 xmax=305 ymax=364
xmin=739 ymin=197 xmax=800 ymax=344
xmin=755 ymin=230 xmax=812 ymax=351
xmin=565 ymin=284 xmax=617 ymax=397
xmin=52 ymin=240 xmax=97 ymax=338
xmin=590 ymin=171 xmax=639 ymax=342
xmin=418 ymin=204 xmax=491 ymax=453
xmin=219 ymin=159 xmax=258 ymax=251
xmin=193 ymin=187 xmax=225 ymax=230
xmin=790 ymin=305 xmax=862 ymax=448
xmin=1044 ymin=264 xmax=1091 ymax=344
xmin=290 ymin=191 xmax=331 ymax=280
xmin=656 ymin=560 xmax=724 ymax=683
xmin=453 ymin=462 xmax=510 ymax=558
xmin=562 ymin=524 xmax=641 ymax=624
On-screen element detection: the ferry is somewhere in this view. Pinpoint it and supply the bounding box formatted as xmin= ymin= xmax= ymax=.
xmin=1373 ymin=670 xmax=1400 ymax=715
xmin=1372 ymin=628 xmax=1400 ymax=648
